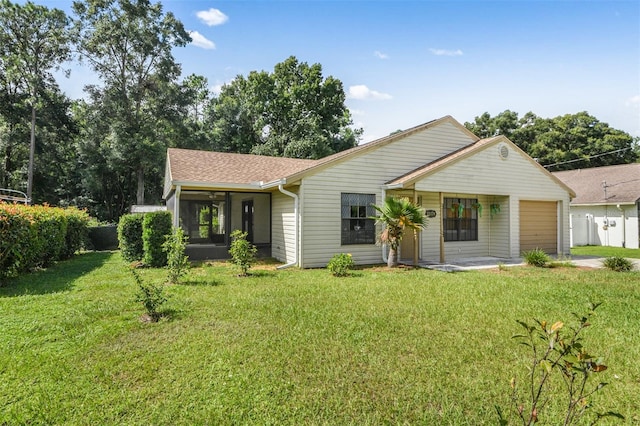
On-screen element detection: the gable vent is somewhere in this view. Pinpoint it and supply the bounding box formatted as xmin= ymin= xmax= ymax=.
xmin=498 ymin=144 xmax=509 ymax=160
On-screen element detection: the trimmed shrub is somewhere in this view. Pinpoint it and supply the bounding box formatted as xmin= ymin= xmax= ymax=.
xmin=327 ymin=253 xmax=355 ymax=277
xmin=25 ymin=205 xmax=67 ymax=267
xmin=118 ymin=214 xmax=144 ymax=262
xmin=603 ymin=256 xmax=634 ymax=272
xmin=142 ymin=211 xmax=173 ymax=267
xmin=522 ymin=248 xmax=550 ymax=267
xmin=0 ymin=203 xmax=90 ymax=282
xmin=0 ymin=203 xmax=33 ymax=281
xmin=61 ymin=207 xmax=90 ymax=259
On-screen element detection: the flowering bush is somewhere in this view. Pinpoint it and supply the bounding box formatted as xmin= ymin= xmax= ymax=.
xmin=327 ymin=253 xmax=355 ymax=277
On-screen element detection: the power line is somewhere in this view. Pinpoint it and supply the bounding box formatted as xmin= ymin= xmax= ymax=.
xmin=542 ymin=147 xmax=633 ymax=169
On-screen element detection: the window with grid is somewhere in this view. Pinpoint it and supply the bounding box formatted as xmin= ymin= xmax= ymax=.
xmin=341 ymin=193 xmax=376 ymax=245
xmin=443 ymin=198 xmax=478 ymax=242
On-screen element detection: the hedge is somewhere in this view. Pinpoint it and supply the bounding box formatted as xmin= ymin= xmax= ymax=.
xmin=142 ymin=211 xmax=173 ymax=267
xmin=0 ymin=203 xmax=89 ymax=282
xmin=117 ymin=214 xmax=145 ymax=262
xmin=117 ymin=211 xmax=173 ymax=267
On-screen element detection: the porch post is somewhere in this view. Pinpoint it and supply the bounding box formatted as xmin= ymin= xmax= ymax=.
xmin=173 ymin=185 xmax=181 ymax=227
xmin=439 ymin=192 xmax=445 ymax=263
xmin=413 ymin=190 xmax=419 ymax=267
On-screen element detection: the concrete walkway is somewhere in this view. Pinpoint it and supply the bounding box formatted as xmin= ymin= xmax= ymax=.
xmin=414 ymin=255 xmax=639 ymax=272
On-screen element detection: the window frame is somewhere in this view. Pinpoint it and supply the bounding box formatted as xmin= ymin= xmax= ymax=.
xmin=341 ymin=193 xmax=376 ymax=245
xmin=443 ymin=197 xmax=479 ymax=242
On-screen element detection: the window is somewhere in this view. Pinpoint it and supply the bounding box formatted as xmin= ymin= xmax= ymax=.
xmin=443 ymin=198 xmax=478 ymax=242
xmin=341 ymin=193 xmax=376 ymax=245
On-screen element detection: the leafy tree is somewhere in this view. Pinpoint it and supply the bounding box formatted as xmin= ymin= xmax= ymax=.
xmin=0 ymin=0 xmax=71 ymax=200
xmin=72 ymin=0 xmax=191 ymax=209
xmin=209 ymin=56 xmax=362 ymax=159
xmin=158 ymin=74 xmax=213 ymax=152
xmin=30 ymin=89 xmax=80 ymax=205
xmin=372 ymin=197 xmax=426 ymax=268
xmin=464 ymin=111 xmax=638 ymax=170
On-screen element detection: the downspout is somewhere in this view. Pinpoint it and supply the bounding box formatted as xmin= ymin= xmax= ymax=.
xmin=617 ymin=204 xmax=626 ymax=248
xmin=173 ymin=185 xmax=181 ymax=227
xmin=277 ymin=184 xmax=299 ymax=269
xmin=413 ymin=189 xmax=419 ymax=266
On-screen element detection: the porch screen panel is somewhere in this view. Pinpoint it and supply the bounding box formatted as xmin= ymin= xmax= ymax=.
xmin=341 ymin=193 xmax=376 ymax=245
xmin=443 ymin=198 xmax=478 ymax=242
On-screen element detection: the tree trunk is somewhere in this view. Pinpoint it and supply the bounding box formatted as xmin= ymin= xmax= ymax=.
xmin=136 ymin=166 xmax=145 ymax=205
xmin=27 ymin=104 xmax=35 ymax=202
xmin=388 ymin=247 xmax=398 ymax=268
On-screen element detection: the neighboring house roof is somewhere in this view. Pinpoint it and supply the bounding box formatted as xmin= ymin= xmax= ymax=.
xmin=553 ymin=163 xmax=640 ymax=205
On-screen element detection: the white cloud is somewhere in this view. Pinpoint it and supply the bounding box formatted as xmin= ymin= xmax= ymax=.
xmin=429 ymin=48 xmax=463 ymax=57
xmin=211 ymin=78 xmax=236 ymax=95
xmin=196 ymin=8 xmax=229 ymax=26
xmin=626 ymin=95 xmax=640 ymax=107
xmin=348 ymin=85 xmax=392 ymax=100
xmin=374 ymin=50 xmax=389 ymax=60
xmin=349 ymin=108 xmax=365 ymax=116
xmin=211 ymin=84 xmax=224 ymax=95
xmin=189 ymin=31 xmax=216 ymax=50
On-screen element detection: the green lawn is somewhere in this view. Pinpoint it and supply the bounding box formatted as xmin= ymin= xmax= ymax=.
xmin=571 ymin=245 xmax=640 ymax=259
xmin=1 ymin=252 xmax=639 ymax=425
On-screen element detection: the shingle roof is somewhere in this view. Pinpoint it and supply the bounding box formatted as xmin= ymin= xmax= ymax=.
xmin=553 ymin=163 xmax=640 ymax=205
xmin=167 ymin=148 xmax=317 ymax=185
xmin=166 ymin=116 xmax=473 ymax=190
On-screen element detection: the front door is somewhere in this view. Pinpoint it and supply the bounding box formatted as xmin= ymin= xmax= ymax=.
xmin=242 ymin=200 xmax=254 ymax=242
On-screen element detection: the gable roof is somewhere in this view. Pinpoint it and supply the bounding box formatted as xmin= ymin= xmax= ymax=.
xmin=278 ymin=115 xmax=479 ymax=184
xmin=553 ymin=163 xmax=640 ymax=205
xmin=385 ymin=136 xmax=502 ymax=187
xmin=385 ymin=135 xmax=577 ymax=197
xmin=165 ymin=115 xmax=478 ymax=194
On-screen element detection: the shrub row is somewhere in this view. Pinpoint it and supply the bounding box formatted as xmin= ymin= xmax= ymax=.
xmin=118 ymin=211 xmax=173 ymax=266
xmin=0 ymin=203 xmax=89 ymax=282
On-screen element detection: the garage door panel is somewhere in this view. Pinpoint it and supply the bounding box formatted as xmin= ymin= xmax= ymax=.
xmin=520 ymin=201 xmax=557 ymax=254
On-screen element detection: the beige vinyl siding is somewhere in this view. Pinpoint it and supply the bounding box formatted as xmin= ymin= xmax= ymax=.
xmin=414 ymin=142 xmax=571 ymax=256
xmin=301 ymin=122 xmax=475 ymax=268
xmin=271 ymin=191 xmax=297 ymax=264
xmin=418 ymin=192 xmax=441 ymax=260
xmin=488 ymin=196 xmax=510 ymax=257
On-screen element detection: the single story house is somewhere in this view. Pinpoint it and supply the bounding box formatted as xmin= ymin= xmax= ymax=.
xmin=553 ymin=163 xmax=640 ymax=249
xmin=163 ymin=115 xmax=575 ymax=267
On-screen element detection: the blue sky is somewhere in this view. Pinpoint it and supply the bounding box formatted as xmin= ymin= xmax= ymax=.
xmin=44 ymin=0 xmax=640 ymax=142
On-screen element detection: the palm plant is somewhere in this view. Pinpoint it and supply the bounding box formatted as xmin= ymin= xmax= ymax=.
xmin=372 ymin=197 xmax=427 ymax=268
